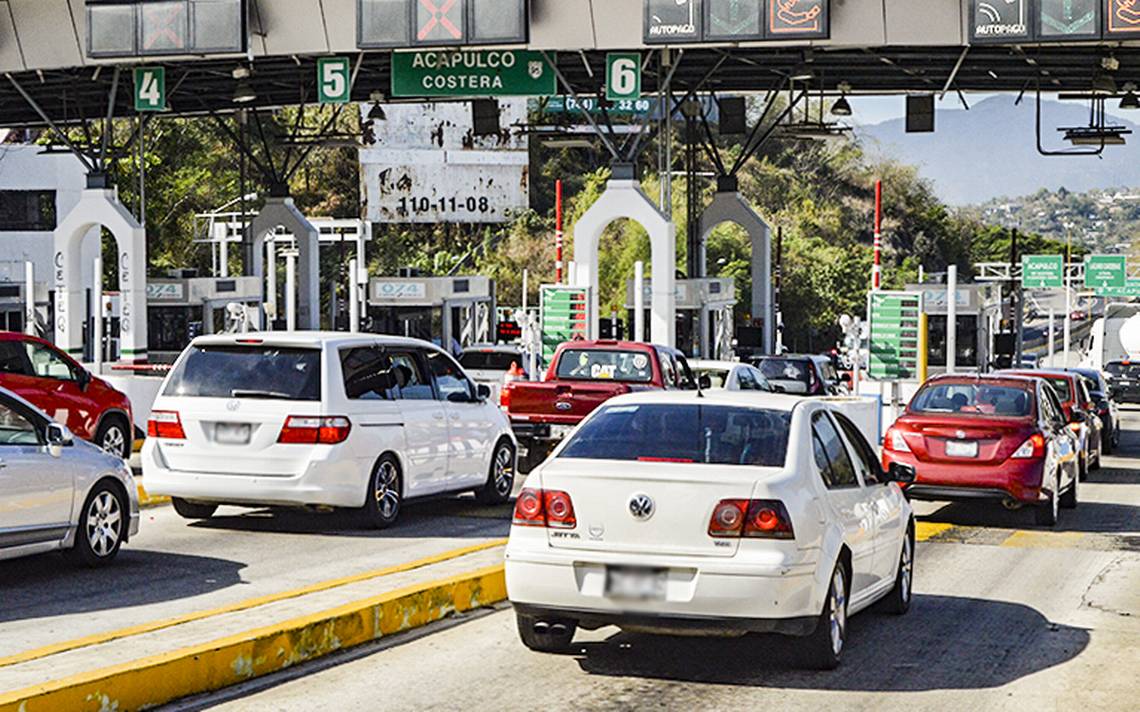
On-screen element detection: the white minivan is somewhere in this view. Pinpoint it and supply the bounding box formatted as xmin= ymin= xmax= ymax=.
xmin=143 ymin=332 xmax=517 ymax=528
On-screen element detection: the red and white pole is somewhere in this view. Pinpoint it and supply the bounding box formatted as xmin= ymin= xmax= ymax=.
xmin=555 ymin=179 xmax=564 ymax=284
xmin=872 ymin=179 xmax=883 ymax=291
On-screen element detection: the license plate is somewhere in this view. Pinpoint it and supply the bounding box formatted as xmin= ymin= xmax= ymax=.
xmin=605 ymin=566 xmax=667 ymax=600
xmin=215 ymin=423 xmax=251 ymax=445
xmin=946 ymin=440 xmax=978 ymax=458
xmin=549 ymin=424 xmax=575 ymax=440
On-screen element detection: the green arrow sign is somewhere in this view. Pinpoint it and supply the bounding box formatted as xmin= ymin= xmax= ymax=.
xmin=1022 ymin=255 xmax=1064 ymax=288
xmin=391 ymin=50 xmax=557 ymax=98
xmin=1085 ymin=254 xmax=1127 ymax=290
xmin=134 ymin=67 xmax=166 ymax=112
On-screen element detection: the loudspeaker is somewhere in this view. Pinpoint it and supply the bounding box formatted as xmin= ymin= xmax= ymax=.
xmin=719 ymin=96 xmax=747 ymax=135
xmin=472 ymin=99 xmax=500 ymax=136
xmin=906 ymin=95 xmax=935 ymax=133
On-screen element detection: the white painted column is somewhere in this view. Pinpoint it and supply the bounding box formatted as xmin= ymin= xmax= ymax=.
xmin=92 ymin=257 xmax=103 ymax=371
xmin=634 ymin=261 xmax=646 ymax=342
xmin=23 ymin=261 xmax=35 ymax=336
xmin=285 ymin=251 xmax=297 ymax=332
xmin=1047 ymin=308 xmax=1055 ymax=368
xmin=1063 ymin=273 xmax=1072 ymax=367
xmin=265 ymin=238 xmax=277 ymax=330
xmin=947 ymin=265 xmax=957 ymax=374
xmin=219 ymin=236 xmax=229 ymax=278
xmin=348 ymin=258 xmax=360 ymax=333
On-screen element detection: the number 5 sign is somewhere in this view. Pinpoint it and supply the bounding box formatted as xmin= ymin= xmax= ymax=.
xmin=134 ymin=67 xmax=166 ymax=112
xmin=606 ymin=53 xmax=641 ymax=102
xmin=318 ymin=57 xmax=351 ymax=104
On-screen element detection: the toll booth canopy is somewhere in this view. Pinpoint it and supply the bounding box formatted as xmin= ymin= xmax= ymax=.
xmin=911 ymin=283 xmax=1003 ymax=374
xmin=147 ymin=276 xmax=263 ymax=362
xmin=366 ymin=276 xmax=495 ymax=351
xmin=626 ymin=278 xmax=736 ymax=360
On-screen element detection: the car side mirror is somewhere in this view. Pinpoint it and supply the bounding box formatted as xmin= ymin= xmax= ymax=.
xmin=841 ymin=372 xmax=852 ymax=384
xmin=45 ymin=422 xmax=73 ymax=457
xmin=886 ymin=462 xmax=916 ymax=484
xmin=1069 ymin=409 xmax=1085 ymax=424
xmin=476 ymin=384 xmax=492 ymax=400
xmin=698 ymin=374 xmax=712 ymax=390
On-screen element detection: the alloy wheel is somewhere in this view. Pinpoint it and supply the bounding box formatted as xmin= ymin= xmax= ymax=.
xmin=899 ymin=536 xmax=913 ymax=603
xmin=374 ymin=460 xmax=400 ymax=519
xmin=829 ymin=566 xmax=848 ymax=656
xmin=86 ymin=491 xmax=122 ymax=558
xmin=102 ymin=426 xmax=126 ymax=457
xmin=493 ymin=445 xmax=514 ymax=497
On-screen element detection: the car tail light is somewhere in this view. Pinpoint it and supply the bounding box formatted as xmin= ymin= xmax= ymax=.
xmin=277 ymin=416 xmax=352 ymax=444
xmin=147 ymin=410 xmax=185 ymax=439
xmin=1012 ymin=432 xmax=1046 ymax=459
xmin=500 ymin=383 xmax=511 ymax=409
xmin=709 ymin=499 xmax=794 ymax=539
xmin=511 ymin=487 xmax=576 ymax=529
xmin=884 ymin=427 xmax=911 ymax=453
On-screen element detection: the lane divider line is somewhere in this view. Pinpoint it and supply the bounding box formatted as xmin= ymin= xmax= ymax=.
xmin=0 ymin=565 xmax=507 ymax=712
xmin=0 ymin=539 xmax=507 ymax=670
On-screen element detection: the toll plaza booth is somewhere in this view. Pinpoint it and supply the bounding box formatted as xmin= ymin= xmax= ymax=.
xmin=146 ymin=273 xmax=263 ymax=363
xmin=911 ymin=283 xmax=1003 ymax=375
xmin=0 ymin=282 xmax=27 ymax=332
xmin=626 ymin=278 xmax=736 ymax=360
xmin=366 ymin=276 xmax=495 ymax=352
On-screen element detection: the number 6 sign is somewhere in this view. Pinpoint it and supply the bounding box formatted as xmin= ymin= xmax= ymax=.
xmin=606 ymin=53 xmax=642 ymax=102
xmin=318 ymin=57 xmax=351 ymax=104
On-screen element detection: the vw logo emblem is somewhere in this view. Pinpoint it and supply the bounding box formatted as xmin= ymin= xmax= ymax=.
xmin=628 ymin=493 xmax=655 ymax=521
xmin=555 ymin=401 xmax=572 ymax=411
xmin=226 ymin=400 xmax=241 ymax=412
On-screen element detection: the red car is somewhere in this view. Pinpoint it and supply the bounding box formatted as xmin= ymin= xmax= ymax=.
xmin=882 ymin=374 xmax=1079 ymax=526
xmin=1000 ymin=369 xmax=1102 ymax=478
xmin=0 ymin=332 xmax=134 ymax=458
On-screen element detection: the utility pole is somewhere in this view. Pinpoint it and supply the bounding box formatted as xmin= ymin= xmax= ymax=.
xmin=1013 ymin=227 xmax=1024 ymax=367
xmin=872 ymin=180 xmax=883 ymax=290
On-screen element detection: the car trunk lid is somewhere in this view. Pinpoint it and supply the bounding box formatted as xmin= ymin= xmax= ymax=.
xmin=897 ymin=415 xmax=1034 ymax=465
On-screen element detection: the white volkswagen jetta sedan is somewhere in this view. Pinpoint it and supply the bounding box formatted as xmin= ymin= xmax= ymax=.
xmin=143 ymin=333 xmax=516 ymax=528
xmin=505 ymin=390 xmax=915 ymax=668
xmin=0 ymin=387 xmax=139 ymax=566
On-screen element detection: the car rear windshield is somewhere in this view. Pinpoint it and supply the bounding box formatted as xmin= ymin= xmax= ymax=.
xmin=1040 ymin=376 xmax=1072 ymax=402
xmin=163 ymin=345 xmax=322 ymax=400
xmin=555 ymin=349 xmax=653 ymax=383
xmin=757 ymin=358 xmax=812 ymax=385
xmin=1106 ymin=362 xmax=1140 ymax=379
xmin=459 ymin=351 xmax=521 ymax=372
xmin=559 ymin=404 xmax=791 ymax=467
xmin=910 ymin=383 xmax=1032 ymax=417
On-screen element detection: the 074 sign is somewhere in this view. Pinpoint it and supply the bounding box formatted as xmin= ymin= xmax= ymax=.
xmin=134 ymin=67 xmax=166 ymax=112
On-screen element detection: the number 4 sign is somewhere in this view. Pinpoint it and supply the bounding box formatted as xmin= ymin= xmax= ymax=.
xmin=606 ymin=53 xmax=641 ymax=102
xmin=318 ymin=57 xmax=352 ymax=104
xmin=134 ymin=67 xmax=166 ymax=112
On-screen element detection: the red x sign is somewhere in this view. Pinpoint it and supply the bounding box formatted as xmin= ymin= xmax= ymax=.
xmin=418 ymin=0 xmax=463 ymax=41
xmin=142 ymin=4 xmax=187 ymax=50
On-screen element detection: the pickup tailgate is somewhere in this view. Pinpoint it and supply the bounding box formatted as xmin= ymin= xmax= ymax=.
xmin=507 ymin=381 xmax=632 ymax=424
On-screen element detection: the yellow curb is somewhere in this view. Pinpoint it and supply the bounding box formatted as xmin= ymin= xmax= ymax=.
xmin=915 ymin=522 xmax=955 ymax=541
xmin=0 ymin=539 xmax=507 ymax=669
xmin=135 ymin=482 xmax=169 ymax=509
xmin=0 ymin=565 xmax=507 ymax=712
xmin=1000 ymin=530 xmax=1088 ymax=550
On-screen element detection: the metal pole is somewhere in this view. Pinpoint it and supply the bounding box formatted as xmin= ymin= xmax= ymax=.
xmin=634 ymin=261 xmax=646 ymax=342
xmin=93 ymin=257 xmax=103 ymax=371
xmin=23 ymin=261 xmax=35 ymax=336
xmin=1064 ymin=275 xmax=1072 ymax=367
xmin=872 ymin=180 xmax=883 ymax=290
xmin=1048 ymin=308 xmax=1056 ymax=368
xmin=918 ymin=265 xmax=924 ymax=284
xmin=265 ymin=238 xmax=277 ymax=329
xmin=947 ymin=264 xmax=957 ymax=374
xmin=285 ymin=252 xmax=297 ymax=332
xmin=348 ymin=258 xmax=360 ymax=333
xmin=918 ymin=313 xmax=929 ymax=383
xmin=1014 ymin=227 xmax=1024 ymax=366
xmin=220 ymin=235 xmax=230 ymax=278
xmin=555 ymin=180 xmax=564 ymax=284
xmin=137 ymin=115 xmax=147 ymax=227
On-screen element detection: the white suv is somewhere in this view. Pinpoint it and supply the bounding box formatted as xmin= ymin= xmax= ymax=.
xmin=143 ymin=332 xmax=516 ymax=528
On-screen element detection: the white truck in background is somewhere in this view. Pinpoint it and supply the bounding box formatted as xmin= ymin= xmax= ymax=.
xmin=1084 ymin=303 xmax=1140 ymax=371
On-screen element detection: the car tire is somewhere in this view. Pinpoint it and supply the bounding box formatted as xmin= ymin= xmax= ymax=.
xmin=1090 ymin=444 xmax=1101 ymax=472
xmin=879 ymin=525 xmax=914 ymax=615
xmin=360 ymin=455 xmax=402 ymax=529
xmin=171 ymin=497 xmax=218 ymax=520
xmin=475 ymin=439 xmax=515 ymax=505
xmin=1080 ymin=453 xmax=1090 ymax=481
xmin=802 ymin=561 xmax=848 ymax=670
xmin=68 ymin=481 xmax=127 ymax=567
xmin=516 ymin=611 xmax=576 ymax=653
xmin=1034 ymin=471 xmax=1059 ymax=527
xmin=1060 ymin=468 xmax=1078 ymax=510
xmin=95 ymin=417 xmax=131 ymax=460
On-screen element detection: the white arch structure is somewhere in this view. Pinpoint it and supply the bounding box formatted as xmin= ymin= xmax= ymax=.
xmin=698 ymin=191 xmax=774 ymax=354
xmin=249 ymin=196 xmax=320 ymax=330
xmin=573 ymin=178 xmax=676 ymax=347
xmin=54 ymin=188 xmax=147 ymax=363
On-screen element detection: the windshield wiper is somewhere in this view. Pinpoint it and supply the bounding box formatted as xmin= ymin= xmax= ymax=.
xmin=231 ymin=389 xmax=293 ymax=399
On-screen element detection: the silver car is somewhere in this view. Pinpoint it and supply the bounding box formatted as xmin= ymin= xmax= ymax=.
xmin=0 ymin=387 xmax=139 ymax=566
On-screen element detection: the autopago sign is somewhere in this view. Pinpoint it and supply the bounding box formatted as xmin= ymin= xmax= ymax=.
xmin=391 ymin=50 xmax=556 ymax=97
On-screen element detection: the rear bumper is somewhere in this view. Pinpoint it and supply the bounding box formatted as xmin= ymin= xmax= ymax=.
xmin=504 ymin=547 xmax=823 ymax=634
xmin=140 ymin=441 xmax=367 ymax=508
xmin=884 ymin=451 xmax=1047 ymax=504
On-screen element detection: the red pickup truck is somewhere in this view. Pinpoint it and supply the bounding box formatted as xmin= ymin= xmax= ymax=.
xmin=502 ymin=340 xmax=697 ymax=472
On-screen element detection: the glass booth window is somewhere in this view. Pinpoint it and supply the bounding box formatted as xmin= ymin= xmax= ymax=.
xmin=926 ymin=315 xmax=979 ymax=368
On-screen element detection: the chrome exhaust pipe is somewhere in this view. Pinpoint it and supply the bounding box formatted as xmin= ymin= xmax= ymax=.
xmin=533 ymin=621 xmax=551 ymax=633
xmin=1002 ymin=498 xmax=1023 ymax=511
xmin=549 ymin=623 xmax=569 ymax=635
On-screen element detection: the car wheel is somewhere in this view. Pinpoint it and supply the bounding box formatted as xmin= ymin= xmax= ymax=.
xmin=1079 ymin=453 xmax=1090 ymax=482
xmin=68 ymin=481 xmax=126 ymax=567
xmin=516 ymin=611 xmax=576 ymax=653
xmin=475 ymin=440 xmax=515 ymax=505
xmin=171 ymin=497 xmax=218 ymax=520
xmin=879 ymin=526 xmax=914 ymax=615
xmin=1034 ymin=470 xmax=1059 ymax=527
xmin=360 ymin=455 xmax=402 ymax=529
xmin=96 ymin=418 xmax=131 ymax=459
xmin=1060 ymin=467 xmax=1078 ymax=510
xmin=803 ymin=561 xmax=848 ymax=670
xmin=1090 ymin=443 xmax=1101 ymax=472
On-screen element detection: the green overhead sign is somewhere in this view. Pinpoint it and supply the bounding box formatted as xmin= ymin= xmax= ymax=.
xmin=605 ymin=53 xmax=642 ymax=102
xmin=133 ymin=67 xmax=166 ymax=112
xmin=1096 ymin=280 xmax=1140 ymax=298
xmin=1022 ymin=255 xmax=1064 ymax=288
xmin=1084 ymin=254 xmax=1127 ymax=290
xmin=868 ymin=291 xmax=922 ymax=381
xmin=391 ymin=50 xmax=556 ymax=98
xmin=317 ymin=57 xmax=352 ymax=104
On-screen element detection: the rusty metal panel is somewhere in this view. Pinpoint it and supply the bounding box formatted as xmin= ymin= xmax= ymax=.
xmin=359 ymin=99 xmax=529 ymax=224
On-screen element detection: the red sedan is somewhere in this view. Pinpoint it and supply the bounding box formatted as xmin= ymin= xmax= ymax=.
xmin=882 ymin=375 xmax=1079 ymax=526
xmin=1000 ymin=369 xmax=1102 ymax=479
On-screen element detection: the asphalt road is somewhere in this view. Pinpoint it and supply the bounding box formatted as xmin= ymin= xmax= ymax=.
xmin=178 ymin=412 xmax=1140 ymax=712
